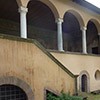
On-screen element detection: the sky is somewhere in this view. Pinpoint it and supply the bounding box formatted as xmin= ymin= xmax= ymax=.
xmin=84 ymin=0 xmax=100 ymax=8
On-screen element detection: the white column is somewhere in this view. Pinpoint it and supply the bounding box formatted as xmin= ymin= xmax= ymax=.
xmin=81 ymin=27 xmax=87 ymax=54
xmin=56 ymin=18 xmax=64 ymax=51
xmin=98 ymin=34 xmax=100 ymax=54
xmin=19 ymin=6 xmax=28 ymax=38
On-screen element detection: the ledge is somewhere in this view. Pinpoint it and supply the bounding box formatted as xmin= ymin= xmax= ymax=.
xmin=48 ymin=49 xmax=100 ymax=57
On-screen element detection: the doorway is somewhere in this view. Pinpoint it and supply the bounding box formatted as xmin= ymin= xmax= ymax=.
xmin=81 ymin=74 xmax=88 ymax=92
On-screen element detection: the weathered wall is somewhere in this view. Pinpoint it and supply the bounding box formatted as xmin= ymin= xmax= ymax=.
xmin=0 ymin=36 xmax=75 ymax=100
xmin=51 ymin=51 xmax=100 ymax=91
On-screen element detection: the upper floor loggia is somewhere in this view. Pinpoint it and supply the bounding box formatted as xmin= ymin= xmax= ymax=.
xmin=0 ymin=0 xmax=100 ymax=55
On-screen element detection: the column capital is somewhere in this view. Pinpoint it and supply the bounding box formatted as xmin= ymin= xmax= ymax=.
xmin=98 ymin=33 xmax=100 ymax=36
xmin=18 ymin=6 xmax=28 ymax=13
xmin=81 ymin=27 xmax=87 ymax=31
xmin=55 ymin=18 xmax=63 ymax=23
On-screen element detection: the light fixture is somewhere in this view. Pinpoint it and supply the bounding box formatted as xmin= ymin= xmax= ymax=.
xmin=84 ymin=0 xmax=100 ymax=8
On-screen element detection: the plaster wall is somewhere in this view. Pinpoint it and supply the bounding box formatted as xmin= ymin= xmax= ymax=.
xmin=51 ymin=52 xmax=100 ymax=91
xmin=0 ymin=37 xmax=75 ymax=100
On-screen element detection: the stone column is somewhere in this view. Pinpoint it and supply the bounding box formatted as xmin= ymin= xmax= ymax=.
xmin=56 ymin=18 xmax=64 ymax=51
xmin=98 ymin=35 xmax=100 ymax=54
xmin=81 ymin=27 xmax=87 ymax=54
xmin=19 ymin=6 xmax=28 ymax=38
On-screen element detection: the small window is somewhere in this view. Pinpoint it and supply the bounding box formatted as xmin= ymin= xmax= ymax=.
xmin=95 ymin=70 xmax=100 ymax=80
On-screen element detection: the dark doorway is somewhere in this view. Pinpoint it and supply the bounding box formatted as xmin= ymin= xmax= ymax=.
xmin=92 ymin=47 xmax=98 ymax=54
xmin=81 ymin=74 xmax=88 ymax=92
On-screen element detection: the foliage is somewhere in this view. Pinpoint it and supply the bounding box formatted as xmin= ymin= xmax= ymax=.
xmin=59 ymin=93 xmax=83 ymax=100
xmin=47 ymin=93 xmax=60 ymax=100
xmin=47 ymin=92 xmax=83 ymax=100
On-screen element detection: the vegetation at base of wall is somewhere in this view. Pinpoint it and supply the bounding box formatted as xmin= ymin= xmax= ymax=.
xmin=47 ymin=92 xmax=83 ymax=100
xmin=78 ymin=92 xmax=100 ymax=100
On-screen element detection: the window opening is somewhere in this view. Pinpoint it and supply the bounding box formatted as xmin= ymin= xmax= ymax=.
xmin=0 ymin=84 xmax=28 ymax=100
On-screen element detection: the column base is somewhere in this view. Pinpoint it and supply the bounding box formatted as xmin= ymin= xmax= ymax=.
xmin=59 ymin=49 xmax=65 ymax=52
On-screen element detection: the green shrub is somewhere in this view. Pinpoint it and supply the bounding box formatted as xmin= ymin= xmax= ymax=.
xmin=47 ymin=93 xmax=60 ymax=100
xmin=59 ymin=93 xmax=83 ymax=100
xmin=47 ymin=92 xmax=83 ymax=100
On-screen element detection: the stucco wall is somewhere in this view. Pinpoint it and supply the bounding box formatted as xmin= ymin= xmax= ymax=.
xmin=0 ymin=36 xmax=75 ymax=100
xmin=51 ymin=51 xmax=100 ymax=92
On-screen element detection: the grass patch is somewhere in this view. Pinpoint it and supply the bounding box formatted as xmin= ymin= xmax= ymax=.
xmin=78 ymin=92 xmax=100 ymax=100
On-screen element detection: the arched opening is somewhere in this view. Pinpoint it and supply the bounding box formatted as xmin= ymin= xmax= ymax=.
xmin=81 ymin=74 xmax=88 ymax=92
xmin=87 ymin=20 xmax=99 ymax=54
xmin=78 ymin=71 xmax=90 ymax=93
xmin=0 ymin=0 xmax=20 ymax=36
xmin=0 ymin=84 xmax=28 ymax=100
xmin=63 ymin=10 xmax=84 ymax=52
xmin=27 ymin=0 xmax=57 ymax=50
xmin=0 ymin=76 xmax=34 ymax=100
xmin=95 ymin=70 xmax=100 ymax=80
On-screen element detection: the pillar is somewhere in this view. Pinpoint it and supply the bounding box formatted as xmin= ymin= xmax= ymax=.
xmin=56 ymin=18 xmax=64 ymax=51
xmin=81 ymin=27 xmax=87 ymax=54
xmin=19 ymin=6 xmax=28 ymax=38
xmin=98 ymin=35 xmax=100 ymax=54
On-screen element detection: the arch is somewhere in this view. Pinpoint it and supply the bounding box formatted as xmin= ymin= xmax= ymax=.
xmin=63 ymin=10 xmax=85 ymax=28
xmin=81 ymin=74 xmax=88 ymax=92
xmin=27 ymin=0 xmax=58 ymax=50
xmin=27 ymin=0 xmax=59 ymax=19
xmin=79 ymin=70 xmax=90 ymax=92
xmin=63 ymin=9 xmax=83 ymax=52
xmin=0 ymin=0 xmax=20 ymax=36
xmin=86 ymin=19 xmax=99 ymax=54
xmin=87 ymin=19 xmax=100 ymax=34
xmin=0 ymin=76 xmax=34 ymax=100
xmin=95 ymin=70 xmax=100 ymax=80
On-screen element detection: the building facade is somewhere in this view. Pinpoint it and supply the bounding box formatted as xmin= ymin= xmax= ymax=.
xmin=0 ymin=0 xmax=100 ymax=100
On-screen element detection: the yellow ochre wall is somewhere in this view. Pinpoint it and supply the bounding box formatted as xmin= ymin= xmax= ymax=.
xmin=51 ymin=51 xmax=100 ymax=92
xmin=0 ymin=36 xmax=75 ymax=100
